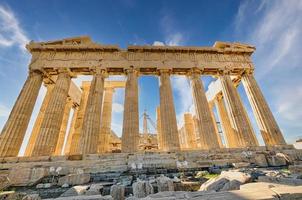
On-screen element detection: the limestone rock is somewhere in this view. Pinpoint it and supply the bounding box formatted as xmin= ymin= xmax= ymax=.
xmin=232 ymin=162 xmax=250 ymax=168
xmin=132 ymin=180 xmax=154 ymax=198
xmin=199 ymin=177 xmax=229 ymax=191
xmin=36 ymin=183 xmax=52 ymax=189
xmin=258 ymin=176 xmax=302 ymax=186
xmin=8 ymin=167 xmax=47 ymax=186
xmin=22 ymin=194 xmax=41 ymax=200
xmin=110 ymin=185 xmax=125 ymax=200
xmin=254 ymin=154 xmax=268 ymax=167
xmin=156 ymin=175 xmax=174 ymax=192
xmin=60 ymin=185 xmax=89 ymax=197
xmin=44 ymin=195 xmax=113 ymax=200
xmin=0 ymin=176 xmax=10 ymax=190
xmin=58 ymin=173 xmax=90 ymax=186
xmin=199 ymin=170 xmax=251 ymax=192
xmin=267 ymin=155 xmax=287 ymax=167
xmin=85 ymin=184 xmax=104 ymax=195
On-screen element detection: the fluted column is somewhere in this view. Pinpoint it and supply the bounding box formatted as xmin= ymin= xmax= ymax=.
xmin=80 ymin=69 xmax=106 ymax=154
xmin=242 ymin=71 xmax=286 ymax=146
xmin=156 ymin=106 xmax=163 ymax=150
xmin=98 ymin=87 xmax=114 ymax=153
xmin=189 ymin=70 xmax=220 ymax=149
xmin=64 ymin=105 xmax=79 ymax=155
xmin=183 ymin=113 xmax=198 ymax=149
xmin=209 ymin=102 xmax=223 ymax=147
xmin=0 ymin=70 xmax=43 ymax=157
xmin=121 ymin=68 xmax=139 ymax=153
xmin=54 ymin=98 xmax=73 ymax=155
xmin=219 ymin=72 xmax=258 ymax=147
xmin=159 ymin=69 xmax=180 ymax=151
xmin=215 ymin=95 xmax=239 ymax=148
xmin=32 ymin=70 xmax=71 ymax=156
xmin=68 ymin=82 xmax=90 ymax=155
xmin=24 ymin=84 xmax=54 ymax=156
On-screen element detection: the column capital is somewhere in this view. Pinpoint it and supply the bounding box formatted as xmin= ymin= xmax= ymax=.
xmin=90 ymin=68 xmax=108 ymax=77
xmin=158 ymin=68 xmax=172 ymax=75
xmin=242 ymin=68 xmax=254 ymax=76
xmin=187 ymin=68 xmax=203 ymax=79
xmin=217 ymin=69 xmax=231 ymax=76
xmin=124 ymin=66 xmax=139 ymax=75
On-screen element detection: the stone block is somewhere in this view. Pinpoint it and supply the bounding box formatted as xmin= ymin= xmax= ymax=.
xmin=156 ymin=175 xmax=174 ymax=192
xmin=110 ymin=185 xmax=125 ymax=200
xmin=232 ymin=162 xmax=250 ymax=168
xmin=22 ymin=194 xmax=41 ymax=200
xmin=132 ymin=180 xmax=154 ymax=198
xmin=50 ymin=155 xmax=68 ymax=162
xmin=67 ymin=154 xmax=83 ymax=161
xmin=60 ymin=185 xmax=89 ymax=197
xmin=3 ymin=156 xmax=19 ymax=163
xmin=267 ymin=155 xmax=287 ymax=167
xmin=8 ymin=167 xmax=47 ymax=186
xmin=289 ymin=164 xmax=302 ymax=174
xmin=0 ymin=176 xmax=10 ymax=190
xmin=58 ymin=173 xmax=91 ymax=186
xmin=18 ymin=156 xmax=50 ymax=163
xmin=254 ymin=154 xmax=268 ymax=167
xmin=258 ymin=176 xmax=302 ymax=186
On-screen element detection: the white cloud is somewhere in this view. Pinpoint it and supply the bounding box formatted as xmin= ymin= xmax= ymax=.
xmin=0 ymin=103 xmax=10 ymax=117
xmin=171 ymin=76 xmax=193 ymax=127
xmin=153 ymin=41 xmax=165 ymax=46
xmin=166 ymin=32 xmax=184 ymax=46
xmin=0 ymin=5 xmax=29 ymax=50
xmin=234 ymin=0 xmax=302 ymax=143
xmin=112 ymin=102 xmax=124 ymax=113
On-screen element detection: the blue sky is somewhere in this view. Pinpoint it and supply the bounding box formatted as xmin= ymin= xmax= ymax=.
xmin=0 ymin=0 xmax=301 ymax=154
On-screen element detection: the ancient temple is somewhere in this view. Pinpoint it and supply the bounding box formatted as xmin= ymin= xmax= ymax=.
xmin=0 ymin=36 xmax=287 ymax=158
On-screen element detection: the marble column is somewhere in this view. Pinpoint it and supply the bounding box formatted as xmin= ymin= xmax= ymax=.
xmin=121 ymin=68 xmax=139 ymax=153
xmin=98 ymin=87 xmax=114 ymax=153
xmin=54 ymin=98 xmax=73 ymax=155
xmin=64 ymin=105 xmax=79 ymax=155
xmin=68 ymin=82 xmax=90 ymax=155
xmin=219 ymin=72 xmax=258 ymax=147
xmin=80 ymin=69 xmax=105 ymax=154
xmin=0 ymin=70 xmax=43 ymax=157
xmin=24 ymin=84 xmax=54 ymax=156
xmin=32 ymin=70 xmax=71 ymax=156
xmin=242 ymin=71 xmax=286 ymax=146
xmin=215 ymin=95 xmax=239 ymax=148
xmin=209 ymin=102 xmax=223 ymax=148
xmin=183 ymin=113 xmax=198 ymax=149
xmin=156 ymin=106 xmax=163 ymax=150
xmin=189 ymin=70 xmax=220 ymax=149
xmin=159 ymin=69 xmax=180 ymax=151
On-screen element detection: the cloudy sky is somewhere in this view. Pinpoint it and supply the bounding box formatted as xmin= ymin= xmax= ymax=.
xmin=0 ymin=0 xmax=301 ymax=154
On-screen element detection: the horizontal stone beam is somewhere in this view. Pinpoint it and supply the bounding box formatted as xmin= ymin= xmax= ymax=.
xmin=27 ymin=36 xmax=255 ymax=76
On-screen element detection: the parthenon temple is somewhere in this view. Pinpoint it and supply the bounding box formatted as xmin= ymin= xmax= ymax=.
xmin=0 ymin=36 xmax=287 ymax=158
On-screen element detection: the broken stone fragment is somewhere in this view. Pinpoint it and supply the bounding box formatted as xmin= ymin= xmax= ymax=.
xmin=60 ymin=185 xmax=89 ymax=197
xmin=58 ymin=173 xmax=90 ymax=186
xmin=132 ymin=180 xmax=154 ymax=198
xmin=156 ymin=175 xmax=174 ymax=192
xmin=110 ymin=184 xmax=125 ymax=200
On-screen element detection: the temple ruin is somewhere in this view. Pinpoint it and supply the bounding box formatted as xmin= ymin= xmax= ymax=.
xmin=1 ymin=36 xmax=301 ymax=199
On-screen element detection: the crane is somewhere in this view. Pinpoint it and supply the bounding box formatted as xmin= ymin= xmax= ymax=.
xmin=140 ymin=109 xmax=157 ymax=135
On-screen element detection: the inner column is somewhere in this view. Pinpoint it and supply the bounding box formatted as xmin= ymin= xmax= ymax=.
xmin=121 ymin=68 xmax=139 ymax=153
xmin=159 ymin=69 xmax=180 ymax=151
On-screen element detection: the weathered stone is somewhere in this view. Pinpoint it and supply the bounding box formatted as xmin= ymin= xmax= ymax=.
xmin=232 ymin=162 xmax=250 ymax=168
xmin=199 ymin=177 xmax=229 ymax=191
xmin=0 ymin=191 xmax=27 ymax=200
xmin=85 ymin=184 xmax=103 ymax=195
xmin=289 ymin=164 xmax=302 ymax=174
xmin=44 ymin=195 xmax=113 ymax=200
xmin=220 ymin=179 xmax=242 ymax=191
xmin=258 ymin=176 xmax=302 ymax=186
xmin=132 ymin=180 xmax=154 ymax=198
xmin=22 ymin=194 xmax=41 ymax=200
xmin=110 ymin=185 xmax=125 ymax=200
xmin=267 ymin=155 xmax=287 ymax=166
xmin=254 ymin=154 xmax=268 ymax=167
xmin=36 ymin=183 xmax=52 ymax=189
xmin=58 ymin=174 xmax=90 ymax=186
xmin=0 ymin=176 xmax=10 ymax=190
xmin=156 ymin=175 xmax=174 ymax=192
xmin=60 ymin=185 xmax=89 ymax=197
xmin=8 ymin=167 xmax=47 ymax=186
